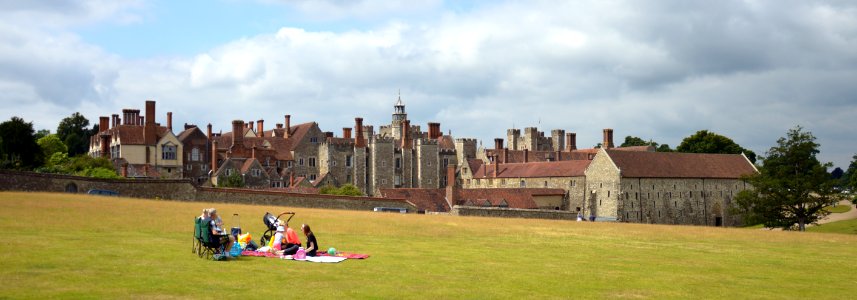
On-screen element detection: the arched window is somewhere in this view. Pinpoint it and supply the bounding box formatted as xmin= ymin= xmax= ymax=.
xmin=191 ymin=148 xmax=200 ymax=161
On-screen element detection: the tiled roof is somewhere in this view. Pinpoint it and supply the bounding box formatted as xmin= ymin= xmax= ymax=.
xmin=95 ymin=125 xmax=171 ymax=145
xmin=611 ymin=145 xmax=656 ymax=152
xmin=471 ymin=160 xmax=591 ymax=179
xmin=177 ymin=126 xmax=204 ymax=142
xmin=438 ymin=136 xmax=455 ymax=150
xmin=485 ymin=149 xmax=596 ymax=163
xmin=379 ymin=187 xmax=567 ymax=212
xmin=605 ymin=150 xmax=757 ymax=179
xmin=380 ymin=188 xmax=450 ymax=212
xmin=214 ymin=122 xmax=317 ymax=161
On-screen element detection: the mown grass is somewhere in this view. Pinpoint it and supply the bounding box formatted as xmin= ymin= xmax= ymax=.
xmin=1 ymin=192 xmax=856 ymax=299
xmin=823 ymin=204 xmax=852 ymax=214
xmin=808 ymin=218 xmax=857 ymax=235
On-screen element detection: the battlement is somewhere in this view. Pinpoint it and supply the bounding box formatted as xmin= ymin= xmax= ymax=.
xmin=506 ymin=129 xmax=521 ymax=135
xmin=455 ymin=138 xmax=477 ymax=144
xmin=416 ymin=138 xmax=438 ymax=146
xmin=551 ymin=129 xmax=565 ymax=134
xmin=372 ymin=136 xmax=396 ymax=144
xmin=322 ymin=138 xmax=355 ymax=149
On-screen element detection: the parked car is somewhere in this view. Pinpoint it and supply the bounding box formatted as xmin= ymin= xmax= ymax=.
xmin=373 ymin=207 xmax=407 ymax=213
xmin=87 ymin=189 xmax=119 ymax=196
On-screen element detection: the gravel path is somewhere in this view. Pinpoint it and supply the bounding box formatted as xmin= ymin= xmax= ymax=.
xmin=816 ymin=200 xmax=857 ymax=225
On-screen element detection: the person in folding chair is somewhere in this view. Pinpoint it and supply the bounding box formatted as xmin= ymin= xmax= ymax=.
xmin=209 ymin=209 xmax=235 ymax=256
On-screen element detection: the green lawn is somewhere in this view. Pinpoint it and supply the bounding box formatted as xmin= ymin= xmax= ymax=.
xmin=808 ymin=218 xmax=857 ymax=235
xmin=823 ymin=204 xmax=852 ymax=214
xmin=2 ymin=192 xmax=857 ymax=299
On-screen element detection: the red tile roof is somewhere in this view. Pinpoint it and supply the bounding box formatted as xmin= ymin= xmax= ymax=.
xmin=379 ymin=187 xmax=567 ymax=212
xmin=94 ymin=125 xmax=171 ymax=145
xmin=438 ymin=136 xmax=455 ymax=150
xmin=605 ymin=150 xmax=757 ymax=179
xmin=471 ymin=160 xmax=591 ymax=179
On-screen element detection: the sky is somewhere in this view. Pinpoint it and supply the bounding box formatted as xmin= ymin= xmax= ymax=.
xmin=1 ymin=0 xmax=856 ymax=168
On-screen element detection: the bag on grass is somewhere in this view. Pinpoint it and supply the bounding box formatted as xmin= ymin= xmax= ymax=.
xmin=212 ymin=253 xmax=228 ymax=261
xmin=230 ymin=241 xmax=242 ymax=257
xmin=245 ymin=240 xmax=259 ymax=251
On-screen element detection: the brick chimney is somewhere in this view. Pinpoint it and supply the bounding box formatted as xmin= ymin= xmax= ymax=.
xmin=603 ymin=128 xmax=614 ymax=149
xmin=211 ymin=140 xmax=219 ymax=174
xmin=257 ymin=119 xmax=264 ymax=137
xmin=122 ymin=109 xmax=136 ymax=125
xmin=276 ymin=123 xmax=283 ymax=129
xmin=166 ymin=112 xmax=173 ymax=132
xmin=401 ymin=119 xmax=412 ymax=149
xmin=325 ymin=132 xmax=334 ymax=138
xmin=355 ymin=117 xmax=366 ymax=148
xmin=232 ymin=120 xmax=244 ymax=147
xmin=251 ymin=146 xmax=256 ymax=159
xmin=248 ymin=121 xmax=254 ymax=131
xmin=289 ymin=172 xmax=295 ymax=187
xmin=494 ymin=138 xmax=503 ymax=152
xmin=343 ymin=127 xmax=352 ymax=139
xmin=284 ymin=115 xmax=291 ymax=138
xmin=523 ymin=149 xmax=529 ymax=163
xmin=99 ymin=133 xmax=111 ymax=158
xmin=99 ymin=116 xmax=109 ymax=133
xmin=566 ymin=132 xmax=577 ymax=151
xmin=206 ymin=124 xmax=212 ymax=141
xmin=493 ymin=156 xmax=499 ymax=177
xmin=143 ymin=100 xmax=156 ymax=145
xmin=111 ymin=114 xmax=119 ymax=128
xmin=428 ymin=122 xmax=442 ymax=139
xmin=121 ymin=163 xmax=128 ymax=178
xmin=445 ymin=163 xmax=457 ymax=209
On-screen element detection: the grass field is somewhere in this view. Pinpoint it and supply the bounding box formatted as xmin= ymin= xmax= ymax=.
xmin=808 ymin=218 xmax=857 ymax=235
xmin=2 ymin=192 xmax=857 ymax=299
xmin=823 ymin=204 xmax=852 ymax=214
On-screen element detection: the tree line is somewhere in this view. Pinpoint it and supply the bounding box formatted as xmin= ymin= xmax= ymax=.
xmin=0 ymin=113 xmax=120 ymax=179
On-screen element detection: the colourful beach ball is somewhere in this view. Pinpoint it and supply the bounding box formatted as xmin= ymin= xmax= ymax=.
xmin=328 ymin=247 xmax=336 ymax=255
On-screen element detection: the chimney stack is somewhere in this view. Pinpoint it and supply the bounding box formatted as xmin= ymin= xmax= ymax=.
xmin=206 ymin=124 xmax=212 ymax=141
xmin=566 ymin=132 xmax=577 ymax=151
xmin=166 ymin=112 xmax=173 ymax=132
xmin=144 ymin=100 xmax=156 ymax=145
xmin=523 ymin=149 xmax=529 ymax=163
xmin=248 ymin=121 xmax=254 ymax=131
xmin=257 ymin=119 xmax=265 ymax=137
xmin=603 ymin=128 xmax=614 ymax=149
xmin=112 ymin=114 xmax=119 ymax=128
xmin=503 ymin=148 xmax=508 ymax=164
xmin=343 ymin=127 xmax=352 ymax=139
xmin=99 ymin=133 xmax=111 ymax=158
xmin=325 ymin=132 xmax=334 ymax=139
xmin=211 ymin=140 xmax=219 ymax=175
xmin=493 ymin=156 xmax=499 ymax=177
xmin=428 ymin=122 xmax=442 ymax=139
xmin=494 ymin=138 xmax=503 ymax=151
xmin=355 ymin=117 xmax=366 ymax=148
xmin=401 ymin=120 xmax=412 ymax=149
xmin=276 ymin=123 xmax=283 ymax=129
xmin=284 ymin=115 xmax=291 ymax=138
xmin=445 ymin=163 xmax=457 ymax=208
xmin=232 ymin=120 xmax=244 ymax=147
xmin=99 ymin=116 xmax=109 ymax=133
xmin=138 ymin=116 xmax=144 ymax=126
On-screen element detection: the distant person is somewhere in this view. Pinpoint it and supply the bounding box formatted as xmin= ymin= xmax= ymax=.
xmin=209 ymin=209 xmax=235 ymax=255
xmin=198 ymin=208 xmax=210 ymax=222
xmin=589 ymin=213 xmax=596 ymax=222
xmin=302 ymin=224 xmax=318 ymax=257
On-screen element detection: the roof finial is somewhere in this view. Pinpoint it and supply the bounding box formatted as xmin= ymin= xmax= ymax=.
xmin=395 ymin=89 xmax=403 ymax=106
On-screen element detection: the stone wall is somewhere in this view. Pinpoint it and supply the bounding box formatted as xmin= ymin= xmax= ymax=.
xmin=583 ymin=149 xmax=622 ymax=219
xmin=462 ymin=175 xmax=586 ymax=211
xmin=0 ymin=170 xmax=415 ymax=212
xmin=450 ymin=205 xmax=578 ymax=221
xmin=618 ymin=178 xmax=747 ymax=226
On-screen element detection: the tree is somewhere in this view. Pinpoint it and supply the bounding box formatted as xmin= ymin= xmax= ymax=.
xmin=734 ymin=126 xmax=836 ymax=231
xmin=34 ymin=129 xmax=50 ymax=140
xmin=218 ymin=173 xmax=245 ymax=188
xmin=844 ymin=154 xmax=857 ymax=191
xmin=319 ymin=184 xmax=364 ymax=196
xmin=620 ymin=136 xmax=652 ymax=147
xmin=57 ymin=112 xmax=97 ymax=157
xmin=0 ymin=117 xmax=44 ymax=169
xmin=37 ymin=134 xmax=68 ymax=158
xmin=677 ymin=130 xmax=757 ymax=163
xmin=656 ymin=144 xmax=673 ymax=152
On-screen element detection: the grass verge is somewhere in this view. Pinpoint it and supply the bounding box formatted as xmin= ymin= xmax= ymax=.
xmin=1 ymin=192 xmax=856 ymax=299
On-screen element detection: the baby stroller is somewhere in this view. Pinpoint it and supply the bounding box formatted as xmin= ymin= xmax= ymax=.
xmin=260 ymin=211 xmax=295 ymax=247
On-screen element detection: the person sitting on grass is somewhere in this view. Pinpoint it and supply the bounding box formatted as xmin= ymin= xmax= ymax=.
xmin=209 ymin=209 xmax=235 ymax=255
xmin=198 ymin=208 xmax=210 ymax=222
xmin=302 ymin=224 xmax=318 ymax=257
xmin=272 ymin=224 xmax=301 ymax=255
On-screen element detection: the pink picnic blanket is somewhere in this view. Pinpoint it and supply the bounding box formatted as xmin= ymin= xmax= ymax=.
xmin=241 ymin=250 xmax=369 ymax=259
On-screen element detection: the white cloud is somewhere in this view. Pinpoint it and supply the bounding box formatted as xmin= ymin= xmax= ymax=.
xmin=2 ymin=0 xmax=857 ymax=168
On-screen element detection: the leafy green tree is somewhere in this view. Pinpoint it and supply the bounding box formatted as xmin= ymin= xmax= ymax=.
xmin=319 ymin=184 xmax=364 ymax=196
xmin=34 ymin=129 xmax=51 ymax=140
xmin=218 ymin=172 xmax=245 ymax=188
xmin=0 ymin=117 xmax=44 ymax=169
xmin=57 ymin=112 xmax=97 ymax=157
xmin=843 ymin=154 xmax=857 ymax=191
xmin=37 ymin=134 xmax=68 ymax=158
xmin=620 ymin=136 xmax=652 ymax=147
xmin=677 ymin=130 xmax=757 ymax=163
xmin=656 ymin=144 xmax=673 ymax=152
xmin=79 ymin=167 xmax=121 ymax=179
xmin=734 ymin=126 xmax=836 ymax=231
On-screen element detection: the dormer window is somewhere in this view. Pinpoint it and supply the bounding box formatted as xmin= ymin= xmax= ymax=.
xmin=162 ymin=144 xmax=177 ymax=160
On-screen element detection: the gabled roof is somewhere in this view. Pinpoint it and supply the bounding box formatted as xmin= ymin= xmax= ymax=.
xmin=380 ymin=188 xmax=450 ymax=212
xmin=177 ymin=126 xmax=206 ymax=142
xmin=605 ymin=150 xmax=757 ymax=179
xmin=438 ymin=136 xmax=455 ymax=150
xmin=471 ymin=160 xmax=591 ymax=179
xmin=94 ymin=125 xmax=170 ymax=145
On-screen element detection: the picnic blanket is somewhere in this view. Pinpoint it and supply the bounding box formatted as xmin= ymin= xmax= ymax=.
xmin=240 ymin=250 xmax=370 ymax=261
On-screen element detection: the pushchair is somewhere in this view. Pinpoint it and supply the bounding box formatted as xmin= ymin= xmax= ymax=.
xmin=260 ymin=212 xmax=295 ymax=247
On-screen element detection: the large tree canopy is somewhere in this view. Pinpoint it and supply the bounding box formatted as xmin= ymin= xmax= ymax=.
xmin=0 ymin=117 xmax=44 ymax=169
xmin=843 ymin=154 xmax=857 ymax=191
xmin=620 ymin=135 xmax=673 ymax=152
xmin=57 ymin=112 xmax=97 ymax=157
xmin=37 ymin=134 xmax=68 ymax=159
xmin=734 ymin=126 xmax=836 ymax=231
xmin=677 ymin=130 xmax=757 ymax=163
